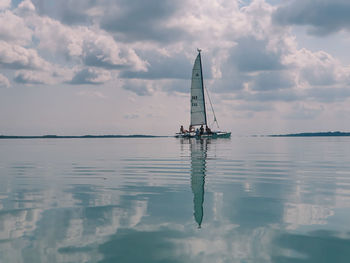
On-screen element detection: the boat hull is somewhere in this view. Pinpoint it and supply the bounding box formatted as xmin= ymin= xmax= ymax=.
xmin=175 ymin=132 xmax=231 ymax=139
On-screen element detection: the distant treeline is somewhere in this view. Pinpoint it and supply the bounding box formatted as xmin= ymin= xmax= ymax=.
xmin=270 ymin=131 xmax=350 ymax=137
xmin=0 ymin=135 xmax=162 ymax=139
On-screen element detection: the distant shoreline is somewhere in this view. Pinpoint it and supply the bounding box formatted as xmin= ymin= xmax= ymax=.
xmin=269 ymin=131 xmax=350 ymax=137
xmin=2 ymin=131 xmax=350 ymax=139
xmin=0 ymin=135 xmax=164 ymax=139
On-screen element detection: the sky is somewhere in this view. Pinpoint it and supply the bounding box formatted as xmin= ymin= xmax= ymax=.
xmin=1 ymin=0 xmax=350 ymax=136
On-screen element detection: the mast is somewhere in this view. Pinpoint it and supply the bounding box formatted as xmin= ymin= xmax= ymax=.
xmin=198 ymin=49 xmax=207 ymax=126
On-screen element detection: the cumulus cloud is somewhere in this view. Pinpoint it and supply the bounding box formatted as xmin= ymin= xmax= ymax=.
xmin=121 ymin=51 xmax=191 ymax=79
xmin=231 ymin=37 xmax=284 ymax=72
xmin=0 ymin=73 xmax=10 ymax=88
xmin=0 ymin=2 xmax=148 ymax=89
xmin=0 ymin=0 xmax=10 ymax=10
xmin=30 ymin=0 xmax=187 ymax=42
xmin=17 ymin=0 xmax=36 ymax=13
xmin=0 ymin=41 xmax=50 ymax=70
xmin=198 ymin=0 xmax=350 ymax=105
xmin=0 ymin=10 xmax=33 ymax=45
xmin=14 ymin=70 xmax=52 ymax=85
xmin=100 ymin=0 xmax=187 ymax=42
xmin=28 ymin=15 xmax=148 ymax=71
xmin=286 ymin=49 xmax=349 ymax=86
xmin=191 ymin=0 xmax=295 ymax=94
xmin=274 ymin=0 xmax=350 ymax=35
xmin=70 ymin=68 xmax=111 ymax=85
xmin=82 ymin=34 xmax=148 ymax=71
xmin=122 ymin=79 xmax=157 ymax=96
xmin=29 ymin=16 xmax=84 ymax=58
xmin=0 ymin=0 xmax=349 ymax=109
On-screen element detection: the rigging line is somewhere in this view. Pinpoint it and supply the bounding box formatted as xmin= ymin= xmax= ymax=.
xmin=204 ymin=85 xmax=220 ymax=129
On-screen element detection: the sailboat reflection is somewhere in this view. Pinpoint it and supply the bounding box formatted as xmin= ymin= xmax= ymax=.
xmin=190 ymin=138 xmax=208 ymax=228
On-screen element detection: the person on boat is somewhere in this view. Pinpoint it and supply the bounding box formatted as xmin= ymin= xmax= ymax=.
xmin=189 ymin=125 xmax=195 ymax=132
xmin=180 ymin=125 xmax=189 ymax=134
xmin=200 ymin=125 xmax=204 ymax=135
xmin=180 ymin=125 xmax=186 ymax=133
xmin=195 ymin=128 xmax=199 ymax=136
xmin=206 ymin=126 xmax=212 ymax=135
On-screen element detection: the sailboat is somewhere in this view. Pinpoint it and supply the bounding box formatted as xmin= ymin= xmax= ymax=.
xmin=175 ymin=49 xmax=231 ymax=138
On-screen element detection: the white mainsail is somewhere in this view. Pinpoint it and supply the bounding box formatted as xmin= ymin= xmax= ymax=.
xmin=190 ymin=51 xmax=207 ymax=126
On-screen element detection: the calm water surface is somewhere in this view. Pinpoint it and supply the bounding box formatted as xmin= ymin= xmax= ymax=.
xmin=0 ymin=137 xmax=350 ymax=262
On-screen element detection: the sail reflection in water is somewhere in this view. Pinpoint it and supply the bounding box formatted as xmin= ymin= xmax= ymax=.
xmin=189 ymin=138 xmax=208 ymax=228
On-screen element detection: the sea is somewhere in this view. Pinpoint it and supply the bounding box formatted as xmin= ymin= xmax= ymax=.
xmin=0 ymin=137 xmax=350 ymax=263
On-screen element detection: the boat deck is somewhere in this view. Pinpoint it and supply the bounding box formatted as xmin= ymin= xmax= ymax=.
xmin=175 ymin=131 xmax=231 ymax=139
